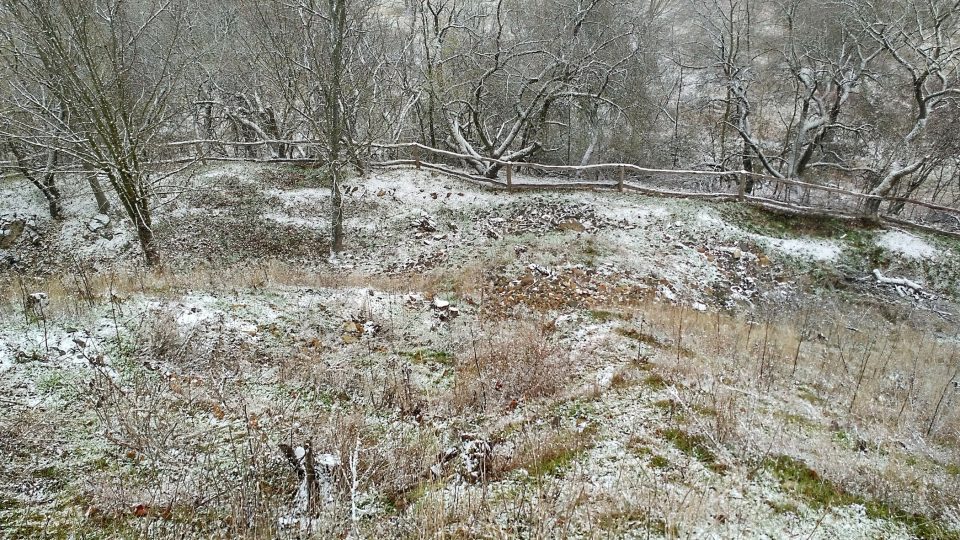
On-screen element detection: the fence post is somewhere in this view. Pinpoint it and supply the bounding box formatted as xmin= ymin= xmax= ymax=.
xmin=413 ymin=145 xmax=421 ymax=170
xmin=618 ymin=166 xmax=625 ymax=192
xmin=506 ymin=163 xmax=513 ymax=192
xmin=737 ymin=174 xmax=746 ymax=201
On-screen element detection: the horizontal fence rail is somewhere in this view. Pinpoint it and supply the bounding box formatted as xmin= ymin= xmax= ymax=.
xmin=152 ymin=138 xmax=960 ymax=239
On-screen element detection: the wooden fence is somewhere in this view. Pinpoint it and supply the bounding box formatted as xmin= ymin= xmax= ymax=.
xmin=365 ymin=142 xmax=960 ymax=239
xmin=162 ymin=139 xmax=960 ymax=239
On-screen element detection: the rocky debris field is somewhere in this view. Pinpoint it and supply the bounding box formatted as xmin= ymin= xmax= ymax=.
xmin=2 ymin=165 xmax=960 ymax=539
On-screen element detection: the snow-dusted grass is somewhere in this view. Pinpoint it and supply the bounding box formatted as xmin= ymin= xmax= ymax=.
xmin=3 ymin=164 xmax=960 ymax=538
xmin=756 ymin=235 xmax=842 ymax=262
xmin=697 ymin=209 xmax=843 ymax=262
xmin=2 ymin=260 xmax=958 ymax=538
xmin=877 ymin=230 xmax=940 ymax=260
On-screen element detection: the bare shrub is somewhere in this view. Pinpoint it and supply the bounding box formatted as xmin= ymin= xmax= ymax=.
xmin=451 ymin=320 xmax=569 ymax=413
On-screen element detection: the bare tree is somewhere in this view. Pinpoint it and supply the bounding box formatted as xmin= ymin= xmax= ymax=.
xmin=0 ymin=0 xmax=189 ymax=266
xmin=244 ymin=0 xmax=385 ymax=254
xmin=415 ymin=0 xmax=640 ymax=177
xmin=1 ymin=133 xmax=64 ymax=219
xmin=851 ymin=0 xmax=960 ymax=214
xmin=0 ymin=25 xmax=64 ymax=219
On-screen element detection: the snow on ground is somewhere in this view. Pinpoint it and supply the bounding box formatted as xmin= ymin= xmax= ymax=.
xmin=697 ymin=210 xmax=842 ymax=262
xmin=3 ymin=163 xmax=960 ymax=538
xmin=876 ymin=230 xmax=939 ymax=260
xmin=194 ymin=162 xmax=265 ymax=182
xmin=605 ymin=203 xmax=672 ymax=224
xmin=756 ymin=236 xmax=842 ymax=262
xmin=266 ymin=187 xmax=331 ymax=206
xmin=57 ymin=218 xmax=135 ymax=260
xmin=695 ymin=210 xmax=730 ymax=231
xmin=0 ymin=177 xmax=48 ymax=218
xmin=264 ymin=212 xmax=327 ymax=230
xmin=358 ymin=168 xmax=503 ymax=209
xmin=0 ymin=340 xmax=12 ymax=374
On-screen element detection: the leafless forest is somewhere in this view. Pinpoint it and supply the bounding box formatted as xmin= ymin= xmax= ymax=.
xmin=2 ymin=1 xmax=960 ymax=539
xmin=1 ymin=0 xmax=959 ymax=263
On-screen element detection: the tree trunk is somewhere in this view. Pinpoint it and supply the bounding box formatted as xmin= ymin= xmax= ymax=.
xmin=6 ymin=141 xmax=64 ymax=220
xmin=327 ymin=0 xmax=347 ymax=254
xmin=865 ymin=160 xmax=925 ymax=216
xmin=45 ymin=178 xmax=63 ymax=220
xmin=111 ymin=168 xmax=160 ymax=267
xmin=742 ymin=149 xmax=755 ymax=194
xmin=136 ymin=223 xmax=161 ymax=267
xmin=41 ymin=148 xmax=63 ymax=219
xmin=330 ymin=168 xmax=344 ymax=252
xmin=86 ymin=165 xmax=111 ymax=214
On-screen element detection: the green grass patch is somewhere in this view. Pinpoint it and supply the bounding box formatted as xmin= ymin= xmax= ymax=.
xmin=649 ymin=454 xmax=671 ymax=470
xmin=385 ymin=479 xmax=444 ymax=512
xmin=588 ymin=310 xmax=629 ymax=323
xmin=526 ymin=445 xmax=584 ymax=477
xmin=774 ymin=410 xmax=817 ymax=429
xmin=506 ymin=427 xmax=598 ymax=480
xmin=31 ymin=466 xmax=61 ymax=481
xmin=766 ymin=499 xmax=801 ymax=515
xmin=627 ymin=441 xmax=652 ymax=457
xmin=597 ymin=507 xmax=672 ymax=536
xmin=764 ymin=455 xmax=960 ymax=539
xmin=798 ymin=387 xmax=827 ymax=406
xmin=615 ymin=327 xmax=664 ymax=347
xmin=644 ymin=374 xmax=670 ymax=390
xmin=720 ymin=204 xmax=878 ymax=240
xmin=653 ymin=398 xmax=676 ymax=411
xmin=657 ymin=428 xmax=726 ymax=474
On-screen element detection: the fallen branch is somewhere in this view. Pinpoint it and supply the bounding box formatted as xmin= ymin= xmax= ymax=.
xmin=872 ymin=269 xmax=923 ymax=291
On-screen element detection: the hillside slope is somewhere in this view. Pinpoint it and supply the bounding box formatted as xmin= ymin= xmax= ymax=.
xmin=1 ymin=166 xmax=959 ymax=539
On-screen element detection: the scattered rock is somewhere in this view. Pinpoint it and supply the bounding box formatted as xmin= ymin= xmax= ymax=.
xmin=342 ymin=318 xmax=379 ymax=343
xmin=432 ymin=434 xmax=494 ymax=483
xmin=431 ymin=297 xmax=460 ymax=321
xmin=557 ymin=219 xmax=586 ymax=232
xmin=528 ymin=263 xmax=552 ymax=276
xmin=487 ymin=263 xmax=650 ymax=317
xmin=658 ymin=285 xmax=677 ymax=302
xmin=482 ymin=199 xmax=619 ymax=238
xmin=0 ymin=218 xmax=26 ymax=248
xmin=719 ymin=246 xmax=742 ymax=259
xmin=87 ymin=214 xmax=110 ymax=232
xmin=412 ymin=216 xmax=438 ymax=233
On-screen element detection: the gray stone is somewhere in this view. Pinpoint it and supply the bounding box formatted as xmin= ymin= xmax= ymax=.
xmin=0 ymin=219 xmax=26 ymax=248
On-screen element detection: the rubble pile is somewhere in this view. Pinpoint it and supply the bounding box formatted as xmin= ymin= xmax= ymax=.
xmin=484 ymin=263 xmax=652 ymax=317
xmin=484 ymin=199 xmax=631 ymax=237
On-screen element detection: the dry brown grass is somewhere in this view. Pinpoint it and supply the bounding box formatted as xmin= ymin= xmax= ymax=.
xmin=0 ymin=258 xmax=507 ymax=323
xmin=593 ymin=297 xmax=960 ymax=526
xmin=600 ymin=298 xmax=960 ymax=445
xmin=450 ymin=319 xmax=569 ymax=414
xmin=64 ymin=309 xmax=450 ymax=539
xmin=5 ymin=254 xmax=960 ymax=537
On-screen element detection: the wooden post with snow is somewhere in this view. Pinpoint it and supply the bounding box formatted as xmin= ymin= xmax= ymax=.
xmin=413 ymin=145 xmax=421 ymax=170
xmin=618 ymin=166 xmax=625 ymax=192
xmin=737 ymin=175 xmax=746 ymax=201
xmin=506 ymin=163 xmax=513 ymax=192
